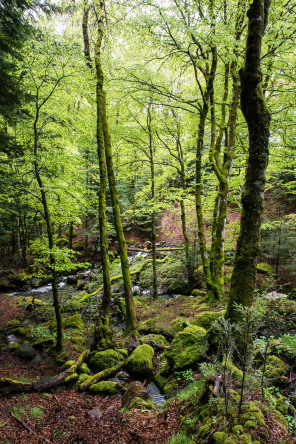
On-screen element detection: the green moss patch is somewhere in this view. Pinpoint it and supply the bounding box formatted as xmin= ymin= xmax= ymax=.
xmin=89 ymin=381 xmax=124 ymax=394
xmin=165 ymin=325 xmax=208 ymax=371
xmin=90 ymin=349 xmax=124 ymax=372
xmin=126 ymin=344 xmax=154 ymax=378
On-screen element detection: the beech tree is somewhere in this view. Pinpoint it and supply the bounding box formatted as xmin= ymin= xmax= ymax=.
xmin=227 ymin=0 xmax=271 ymax=322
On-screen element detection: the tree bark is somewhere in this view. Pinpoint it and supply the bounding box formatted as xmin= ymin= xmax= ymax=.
xmin=227 ymin=0 xmax=271 ymax=323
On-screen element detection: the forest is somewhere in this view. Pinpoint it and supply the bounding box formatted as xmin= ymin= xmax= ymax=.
xmin=0 ymin=0 xmax=296 ymax=442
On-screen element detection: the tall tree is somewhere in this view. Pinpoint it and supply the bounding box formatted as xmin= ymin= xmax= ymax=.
xmin=227 ymin=0 xmax=271 ymax=323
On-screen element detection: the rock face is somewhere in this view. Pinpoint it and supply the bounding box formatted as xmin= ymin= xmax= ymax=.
xmin=125 ymin=345 xmax=154 ymax=378
xmin=165 ymin=325 xmax=208 ymax=371
xmin=122 ymin=381 xmax=151 ymax=408
xmin=89 ymin=349 xmax=124 ymax=372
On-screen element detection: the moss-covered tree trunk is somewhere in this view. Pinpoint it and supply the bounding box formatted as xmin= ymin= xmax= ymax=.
xmin=227 ymin=0 xmax=271 ymax=322
xmin=195 ymin=46 xmax=220 ymax=302
xmin=92 ymin=7 xmax=112 ymax=349
xmin=32 ymin=94 xmax=63 ymax=352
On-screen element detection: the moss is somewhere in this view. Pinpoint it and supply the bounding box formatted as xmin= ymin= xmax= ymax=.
xmin=167 ymin=280 xmax=190 ymax=295
xmin=241 ymin=410 xmax=265 ymax=427
xmin=239 ymin=435 xmax=252 ymax=444
xmin=243 ymin=420 xmax=257 ymax=430
xmin=8 ymin=342 xmax=19 ymax=351
xmin=8 ymin=319 xmax=21 ymax=327
xmin=64 ymin=314 xmax=84 ymax=329
xmin=128 ymin=397 xmax=154 ymax=410
xmin=275 ymin=397 xmax=295 ymax=416
xmin=126 ymin=344 xmax=154 ymax=378
xmin=192 ymin=311 xmax=224 ymax=330
xmin=191 ymin=289 xmax=206 ymax=297
xmin=224 ymin=273 xmax=232 ymax=284
xmin=223 ymin=360 xmax=243 ymax=381
xmin=89 ymin=381 xmax=124 ymax=394
xmin=116 ymin=348 xmax=128 ymax=357
xmin=224 ymin=438 xmax=237 ymax=444
xmin=90 ymin=349 xmax=124 ymax=372
xmin=140 ymin=334 xmax=168 ymax=346
xmin=213 ymin=432 xmax=227 ymax=443
xmin=232 ymin=425 xmax=244 ymax=435
xmin=263 ymin=355 xmax=289 ymax=386
xmin=65 ymin=372 xmax=78 ymax=383
xmin=273 ymin=409 xmax=289 ymax=432
xmin=62 ymin=360 xmax=75 ymax=371
xmin=165 ymin=325 xmax=208 ymax=371
xmin=79 ymin=363 xmax=91 ymax=375
xmin=163 ymin=377 xmax=179 ymax=397
xmin=77 ymin=373 xmax=89 ymax=384
xmin=257 ymin=262 xmax=273 ymax=274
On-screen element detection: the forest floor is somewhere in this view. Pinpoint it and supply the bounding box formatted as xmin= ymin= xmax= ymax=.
xmin=0 ymin=294 xmax=181 ymax=443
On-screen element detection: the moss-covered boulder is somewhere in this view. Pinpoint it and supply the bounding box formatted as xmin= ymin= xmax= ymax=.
xmin=89 ymin=381 xmax=124 ymax=394
xmin=64 ymin=314 xmax=84 ymax=329
xmin=192 ymin=311 xmax=224 ymax=330
xmin=62 ymin=360 xmax=75 ymax=371
xmin=191 ymin=289 xmax=206 ymax=297
xmin=167 ymin=280 xmax=190 ymax=295
xmin=14 ymin=343 xmax=35 ymax=359
xmin=240 ymin=403 xmax=266 ymax=430
xmin=165 ymin=325 xmax=208 ymax=371
xmin=213 ymin=432 xmax=227 ymax=443
xmin=89 ymin=349 xmax=124 ymax=372
xmin=65 ymin=372 xmax=78 ymax=384
xmin=276 ymin=396 xmax=295 ymax=416
xmin=257 ymin=262 xmax=273 ymax=274
xmin=77 ymin=373 xmax=90 ymax=385
xmin=78 ymin=363 xmax=91 ymax=375
xmin=128 ymin=397 xmax=155 ymax=410
xmin=126 ymin=345 xmax=154 ymax=378
xmin=263 ymin=355 xmax=289 ymax=385
xmin=140 ymin=334 xmax=168 ymax=347
xmin=11 ymin=327 xmax=26 ymax=336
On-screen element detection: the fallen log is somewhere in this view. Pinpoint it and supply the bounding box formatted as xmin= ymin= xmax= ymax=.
xmin=11 ymin=412 xmax=53 ymax=443
xmin=0 ymin=350 xmax=89 ymax=395
xmin=79 ymin=361 xmax=125 ymax=391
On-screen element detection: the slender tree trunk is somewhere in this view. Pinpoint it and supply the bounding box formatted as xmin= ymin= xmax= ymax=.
xmin=68 ymin=221 xmax=73 ymax=249
xmin=227 ymin=0 xmax=271 ymax=323
xmin=92 ymin=9 xmax=112 ymax=349
xmin=102 ymin=91 xmax=138 ymax=334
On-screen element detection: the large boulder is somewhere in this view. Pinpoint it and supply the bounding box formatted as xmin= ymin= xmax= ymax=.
xmin=126 ymin=345 xmax=154 ymax=378
xmin=14 ymin=343 xmax=36 ymax=359
xmin=89 ymin=349 xmax=124 ymax=372
xmin=165 ymin=325 xmax=208 ymax=371
xmin=192 ymin=311 xmax=224 ymax=330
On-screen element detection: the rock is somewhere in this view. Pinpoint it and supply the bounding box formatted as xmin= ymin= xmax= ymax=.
xmin=192 ymin=311 xmax=224 ymax=330
xmin=165 ymin=325 xmax=208 ymax=371
xmin=76 ymin=280 xmax=86 ymax=290
xmin=116 ymin=371 xmax=130 ymax=382
xmin=128 ymin=397 xmax=155 ymax=410
xmin=122 ymin=381 xmax=151 ymax=408
xmin=257 ymin=263 xmax=274 ymax=274
xmin=31 ymin=278 xmax=44 ymax=288
xmin=265 ymin=291 xmax=288 ymax=300
xmin=10 ymin=327 xmax=26 ymax=336
xmin=143 ymin=241 xmax=151 ymax=249
xmin=263 ymin=355 xmax=289 ymax=385
xmin=126 ymin=344 xmax=154 ymax=378
xmin=14 ymin=343 xmax=36 ymax=359
xmin=88 ymin=408 xmax=102 ymax=420
xmin=167 ymin=280 xmax=190 ymax=295
xmin=67 ymin=275 xmax=78 ymax=285
xmin=89 ymin=381 xmax=125 ymax=394
xmin=140 ymin=334 xmax=168 ymax=347
xmin=64 ymin=314 xmax=84 ymax=329
xmin=62 ymin=360 xmax=76 ymax=371
xmin=79 ymin=363 xmax=91 ymax=375
xmin=191 ymin=289 xmax=207 ymax=297
xmin=89 ymin=349 xmax=124 ymax=372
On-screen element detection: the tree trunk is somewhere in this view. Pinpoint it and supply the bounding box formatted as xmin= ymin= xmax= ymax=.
xmin=92 ymin=8 xmax=112 ymax=349
xmin=227 ymin=0 xmax=271 ymax=323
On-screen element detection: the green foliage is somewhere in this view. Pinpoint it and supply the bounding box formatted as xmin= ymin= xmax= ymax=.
xmin=29 ymin=325 xmax=51 ymax=340
xmin=12 ymin=406 xmax=25 ymax=419
xmin=29 ymin=406 xmax=43 ymax=423
xmin=166 ymin=432 xmax=192 ymax=444
xmin=174 ymin=369 xmax=195 ymax=383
